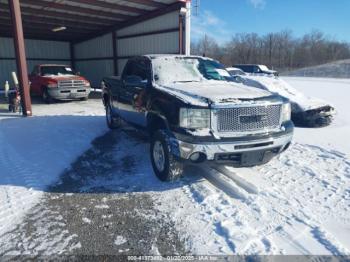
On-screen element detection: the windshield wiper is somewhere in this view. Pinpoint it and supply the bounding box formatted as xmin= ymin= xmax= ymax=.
xmin=173 ymin=80 xmax=201 ymax=83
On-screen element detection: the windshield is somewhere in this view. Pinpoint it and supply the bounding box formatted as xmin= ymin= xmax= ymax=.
xmin=152 ymin=57 xmax=233 ymax=85
xmin=41 ymin=66 xmax=75 ymax=76
xmin=259 ymin=65 xmax=271 ymax=72
xmin=228 ymin=69 xmax=246 ymax=76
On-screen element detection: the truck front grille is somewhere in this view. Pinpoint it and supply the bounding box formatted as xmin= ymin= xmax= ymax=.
xmin=58 ymin=80 xmax=86 ymax=89
xmin=217 ymin=105 xmax=281 ymax=132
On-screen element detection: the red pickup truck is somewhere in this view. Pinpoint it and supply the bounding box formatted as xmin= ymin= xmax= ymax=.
xmin=29 ymin=64 xmax=91 ymax=103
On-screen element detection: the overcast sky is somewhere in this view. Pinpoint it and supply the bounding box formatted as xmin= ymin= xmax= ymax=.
xmin=191 ymin=0 xmax=350 ymax=43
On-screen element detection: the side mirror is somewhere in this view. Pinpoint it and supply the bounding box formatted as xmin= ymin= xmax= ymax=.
xmin=232 ymin=76 xmax=244 ymax=83
xmin=76 ymin=71 xmax=81 ymax=76
xmin=125 ymin=75 xmax=147 ymax=88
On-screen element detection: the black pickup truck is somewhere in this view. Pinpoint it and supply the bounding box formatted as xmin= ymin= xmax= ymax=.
xmin=102 ymin=55 xmax=294 ymax=181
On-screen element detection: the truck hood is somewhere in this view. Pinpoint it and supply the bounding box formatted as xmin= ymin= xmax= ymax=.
xmin=242 ymin=75 xmax=333 ymax=112
xmin=41 ymin=75 xmax=86 ymax=81
xmin=155 ymin=80 xmax=272 ymax=106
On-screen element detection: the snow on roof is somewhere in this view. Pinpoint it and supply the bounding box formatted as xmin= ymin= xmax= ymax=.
xmin=145 ymin=54 xmax=216 ymax=61
xmin=226 ymin=67 xmax=244 ymax=71
xmin=39 ymin=64 xmax=71 ymax=67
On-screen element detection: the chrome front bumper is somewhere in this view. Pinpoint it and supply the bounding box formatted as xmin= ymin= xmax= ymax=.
xmin=48 ymin=87 xmax=91 ymax=100
xmin=177 ymin=133 xmax=293 ymax=161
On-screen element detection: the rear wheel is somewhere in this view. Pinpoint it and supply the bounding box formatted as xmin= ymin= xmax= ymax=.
xmin=150 ymin=130 xmax=183 ymax=182
xmin=106 ymin=103 xmax=121 ymax=129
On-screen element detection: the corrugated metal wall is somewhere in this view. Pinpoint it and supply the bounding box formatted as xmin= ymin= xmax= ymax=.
xmin=115 ymin=11 xmax=180 ymax=75
xmin=74 ymin=33 xmax=114 ymax=87
xmin=75 ymin=33 xmax=113 ymax=59
xmin=75 ymin=60 xmax=114 ymax=87
xmin=117 ymin=32 xmax=179 ymax=57
xmin=117 ymin=11 xmax=179 ymax=37
xmin=0 ymin=10 xmax=181 ymax=88
xmin=0 ymin=37 xmax=70 ymax=86
xmin=73 ymin=11 xmax=180 ymax=85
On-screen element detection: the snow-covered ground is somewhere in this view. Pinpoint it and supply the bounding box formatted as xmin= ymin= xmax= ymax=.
xmin=283 ymin=59 xmax=350 ymax=78
xmin=0 ymin=78 xmax=350 ymax=256
xmin=0 ymin=100 xmax=107 ymax=237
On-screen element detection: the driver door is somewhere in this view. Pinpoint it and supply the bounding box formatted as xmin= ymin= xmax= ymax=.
xmin=119 ymin=58 xmax=150 ymax=127
xmin=29 ymin=65 xmax=41 ymax=95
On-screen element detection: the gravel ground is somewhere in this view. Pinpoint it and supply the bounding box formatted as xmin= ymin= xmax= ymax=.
xmin=0 ymin=129 xmax=187 ymax=258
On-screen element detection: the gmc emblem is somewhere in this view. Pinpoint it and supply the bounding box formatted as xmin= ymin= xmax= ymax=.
xmin=240 ymin=114 xmax=268 ymax=123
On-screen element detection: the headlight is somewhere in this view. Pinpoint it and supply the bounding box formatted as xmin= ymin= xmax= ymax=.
xmin=281 ymin=103 xmax=291 ymax=122
xmin=84 ymin=80 xmax=90 ymax=87
xmin=47 ymin=83 xmax=58 ymax=88
xmin=179 ymin=108 xmax=210 ymax=129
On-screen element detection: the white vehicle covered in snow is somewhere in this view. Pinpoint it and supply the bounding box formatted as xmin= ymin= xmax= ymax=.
xmin=227 ymin=67 xmax=336 ymax=127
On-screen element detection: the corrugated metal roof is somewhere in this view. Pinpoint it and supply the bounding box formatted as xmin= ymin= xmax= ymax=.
xmin=0 ymin=0 xmax=183 ymax=41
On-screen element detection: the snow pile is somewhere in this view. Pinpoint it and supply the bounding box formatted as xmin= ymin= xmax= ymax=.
xmin=243 ymin=75 xmax=331 ymax=111
xmin=283 ymin=59 xmax=350 ymax=78
xmin=114 ymin=236 xmax=127 ymax=246
xmin=284 ymin=77 xmax=350 ymax=157
xmin=0 ymin=100 xmax=107 ymax=236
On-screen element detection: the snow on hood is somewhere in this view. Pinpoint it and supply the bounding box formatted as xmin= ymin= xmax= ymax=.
xmin=155 ymin=80 xmax=272 ymax=106
xmin=42 ymin=75 xmax=81 ymax=80
xmin=242 ymin=75 xmax=332 ymax=112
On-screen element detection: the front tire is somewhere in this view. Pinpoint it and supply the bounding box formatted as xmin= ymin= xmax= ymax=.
xmin=80 ymin=96 xmax=89 ymax=101
xmin=106 ymin=103 xmax=121 ymax=129
xmin=150 ymin=130 xmax=184 ymax=182
xmin=42 ymin=88 xmax=53 ymax=104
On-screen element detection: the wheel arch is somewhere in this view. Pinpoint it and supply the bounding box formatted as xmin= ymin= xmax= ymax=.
xmin=40 ymin=85 xmax=48 ymax=96
xmin=146 ymin=112 xmax=171 ymax=136
xmin=102 ymin=93 xmax=109 ymax=107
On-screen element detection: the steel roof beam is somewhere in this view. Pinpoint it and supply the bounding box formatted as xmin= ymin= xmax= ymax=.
xmin=126 ymin=0 xmax=167 ymax=8
xmin=0 ymin=3 xmax=115 ymax=25
xmin=0 ymin=29 xmax=86 ymax=41
xmin=0 ymin=12 xmax=104 ymax=30
xmin=0 ymin=21 xmax=96 ymax=34
xmin=75 ymin=1 xmax=185 ymax=43
xmin=67 ymin=0 xmax=147 ymax=15
xmin=20 ymin=0 xmax=134 ymax=21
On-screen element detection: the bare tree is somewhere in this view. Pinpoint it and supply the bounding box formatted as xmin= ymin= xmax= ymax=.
xmin=191 ymin=30 xmax=350 ymax=72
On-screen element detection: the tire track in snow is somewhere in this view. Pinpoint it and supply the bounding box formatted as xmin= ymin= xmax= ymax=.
xmin=197 ymin=165 xmax=251 ymax=201
xmin=233 ymin=143 xmax=350 ymax=254
xmin=181 ymin=143 xmax=350 ymax=254
xmin=0 ymin=129 xmax=44 ymax=237
xmin=211 ymin=165 xmax=259 ymax=195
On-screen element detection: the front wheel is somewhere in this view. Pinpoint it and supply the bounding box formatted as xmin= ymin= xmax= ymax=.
xmin=80 ymin=96 xmax=89 ymax=101
xmin=42 ymin=88 xmax=53 ymax=104
xmin=106 ymin=103 xmax=121 ymax=129
xmin=150 ymin=130 xmax=184 ymax=182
